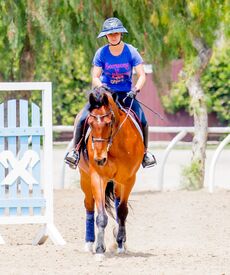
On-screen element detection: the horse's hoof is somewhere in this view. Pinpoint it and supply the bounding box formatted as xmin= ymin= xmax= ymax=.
xmin=117 ymin=246 xmax=126 ymax=254
xmin=96 ymin=246 xmax=106 ymax=254
xmin=84 ymin=242 xmax=94 ymax=253
xmin=117 ymin=243 xmax=127 ymax=254
xmin=94 ymin=253 xmax=105 ymax=262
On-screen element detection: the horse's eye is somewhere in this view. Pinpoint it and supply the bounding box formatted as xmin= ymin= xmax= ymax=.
xmin=88 ymin=116 xmax=94 ymax=125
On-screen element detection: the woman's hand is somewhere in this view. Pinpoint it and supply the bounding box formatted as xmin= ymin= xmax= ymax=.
xmin=127 ymin=87 xmax=140 ymax=99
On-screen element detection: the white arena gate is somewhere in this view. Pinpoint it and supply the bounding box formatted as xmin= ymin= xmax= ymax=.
xmin=0 ymin=82 xmax=65 ymax=245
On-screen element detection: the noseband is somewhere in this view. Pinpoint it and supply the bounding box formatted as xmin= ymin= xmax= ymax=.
xmin=89 ymin=110 xmax=114 ymax=152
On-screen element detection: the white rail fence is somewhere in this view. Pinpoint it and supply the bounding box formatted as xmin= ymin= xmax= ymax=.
xmin=53 ymin=126 xmax=230 ymax=193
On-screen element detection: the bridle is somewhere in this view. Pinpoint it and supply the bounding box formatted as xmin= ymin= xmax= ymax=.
xmin=89 ymin=109 xmax=114 ymax=152
xmin=89 ymin=94 xmax=134 ymax=153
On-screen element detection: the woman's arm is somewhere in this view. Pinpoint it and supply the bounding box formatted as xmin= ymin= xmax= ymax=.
xmin=92 ymin=66 xmax=103 ymax=88
xmin=133 ymin=63 xmax=146 ymax=91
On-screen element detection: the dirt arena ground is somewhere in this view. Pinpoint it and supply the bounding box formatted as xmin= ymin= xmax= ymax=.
xmin=0 ymin=187 xmax=230 ymax=275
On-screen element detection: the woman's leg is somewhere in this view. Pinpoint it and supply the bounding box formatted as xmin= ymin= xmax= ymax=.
xmin=65 ymin=104 xmax=90 ymax=169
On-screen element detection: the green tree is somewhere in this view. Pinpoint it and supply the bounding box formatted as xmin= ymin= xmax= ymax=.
xmin=0 ymin=0 xmax=229 ymax=188
xmin=71 ymin=0 xmax=229 ymax=188
xmin=0 ymin=0 xmax=91 ymax=123
xmin=118 ymin=0 xmax=228 ymax=189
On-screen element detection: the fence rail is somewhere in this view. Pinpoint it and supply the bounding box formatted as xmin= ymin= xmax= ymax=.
xmin=53 ymin=126 xmax=230 ymax=192
xmin=148 ymin=127 xmax=230 ymax=192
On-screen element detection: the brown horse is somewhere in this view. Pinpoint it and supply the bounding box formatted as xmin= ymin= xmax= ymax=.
xmin=78 ymin=87 xmax=144 ymax=255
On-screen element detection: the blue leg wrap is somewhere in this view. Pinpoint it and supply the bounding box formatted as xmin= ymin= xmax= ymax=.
xmin=115 ymin=198 xmax=120 ymax=223
xmin=85 ymin=211 xmax=95 ymax=242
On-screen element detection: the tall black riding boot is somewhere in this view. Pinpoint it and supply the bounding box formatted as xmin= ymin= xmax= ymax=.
xmin=64 ymin=120 xmax=83 ymax=169
xmin=65 ymin=105 xmax=90 ymax=169
xmin=142 ymin=125 xmax=157 ymax=168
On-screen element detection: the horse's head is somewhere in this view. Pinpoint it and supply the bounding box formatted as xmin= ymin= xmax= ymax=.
xmin=88 ymin=88 xmax=115 ymax=166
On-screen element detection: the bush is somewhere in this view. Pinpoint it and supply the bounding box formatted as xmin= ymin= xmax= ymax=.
xmin=202 ymin=47 xmax=230 ymax=124
xmin=181 ymin=160 xmax=203 ymax=190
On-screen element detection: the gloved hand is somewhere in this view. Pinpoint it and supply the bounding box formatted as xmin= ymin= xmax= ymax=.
xmin=127 ymin=87 xmax=140 ymax=99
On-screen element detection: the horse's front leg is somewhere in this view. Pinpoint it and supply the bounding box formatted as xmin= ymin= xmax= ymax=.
xmin=79 ymin=169 xmax=95 ymax=253
xmin=91 ymin=171 xmax=108 ymax=254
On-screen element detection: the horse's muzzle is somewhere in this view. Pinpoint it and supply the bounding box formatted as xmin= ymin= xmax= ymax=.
xmin=95 ymin=157 xmax=107 ymax=166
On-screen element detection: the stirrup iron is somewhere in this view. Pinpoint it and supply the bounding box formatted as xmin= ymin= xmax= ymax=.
xmin=64 ymin=150 xmax=80 ymax=169
xmin=142 ymin=152 xmax=157 ymax=168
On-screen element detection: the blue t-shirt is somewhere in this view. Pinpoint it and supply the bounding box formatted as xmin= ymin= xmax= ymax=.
xmin=92 ymin=43 xmax=143 ymax=92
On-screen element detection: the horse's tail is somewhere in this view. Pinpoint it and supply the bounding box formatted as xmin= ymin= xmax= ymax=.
xmin=105 ymin=180 xmax=115 ymax=219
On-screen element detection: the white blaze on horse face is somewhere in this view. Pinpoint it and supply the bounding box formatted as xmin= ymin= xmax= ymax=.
xmin=92 ymin=136 xmax=108 ymax=165
xmin=96 ymin=115 xmax=101 ymax=124
xmin=93 ymin=142 xmax=108 ymax=162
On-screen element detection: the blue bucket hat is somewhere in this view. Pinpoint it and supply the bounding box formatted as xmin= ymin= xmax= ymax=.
xmin=97 ymin=17 xmax=128 ymax=38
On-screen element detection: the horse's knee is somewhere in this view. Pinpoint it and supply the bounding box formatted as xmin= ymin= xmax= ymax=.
xmin=96 ymin=212 xmax=108 ymax=228
xmin=117 ymin=202 xmax=128 ymax=226
xmin=84 ymin=198 xmax=94 ymax=212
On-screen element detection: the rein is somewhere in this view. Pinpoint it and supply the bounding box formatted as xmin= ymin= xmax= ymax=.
xmin=111 ymin=96 xmax=134 ymax=140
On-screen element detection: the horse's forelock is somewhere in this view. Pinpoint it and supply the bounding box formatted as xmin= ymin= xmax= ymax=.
xmin=89 ymin=88 xmax=110 ymax=110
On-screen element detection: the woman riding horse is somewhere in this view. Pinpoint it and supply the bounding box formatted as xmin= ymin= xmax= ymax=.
xmin=78 ymin=87 xmax=145 ymax=254
xmin=65 ymin=17 xmax=156 ymax=169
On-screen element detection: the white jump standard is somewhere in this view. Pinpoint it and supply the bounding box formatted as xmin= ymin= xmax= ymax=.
xmin=0 ymin=82 xmax=65 ymax=245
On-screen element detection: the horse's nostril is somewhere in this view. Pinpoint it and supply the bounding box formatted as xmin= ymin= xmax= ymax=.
xmin=95 ymin=158 xmax=107 ymax=166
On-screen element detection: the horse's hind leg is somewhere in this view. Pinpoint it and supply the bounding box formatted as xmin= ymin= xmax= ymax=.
xmin=116 ymin=201 xmax=128 ymax=252
xmin=116 ymin=177 xmax=135 ymax=253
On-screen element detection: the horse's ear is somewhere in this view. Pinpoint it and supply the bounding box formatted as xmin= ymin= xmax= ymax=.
xmin=102 ymin=93 xmax=109 ymax=106
xmin=89 ymin=92 xmax=96 ymax=107
xmin=112 ymin=92 xmax=118 ymax=103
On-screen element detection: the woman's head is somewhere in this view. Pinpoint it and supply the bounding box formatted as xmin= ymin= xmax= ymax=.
xmin=106 ymin=32 xmax=122 ymax=46
xmin=97 ymin=17 xmax=128 ymax=39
